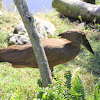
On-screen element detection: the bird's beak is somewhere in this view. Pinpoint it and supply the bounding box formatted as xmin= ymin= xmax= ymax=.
xmin=83 ymin=38 xmax=94 ymax=55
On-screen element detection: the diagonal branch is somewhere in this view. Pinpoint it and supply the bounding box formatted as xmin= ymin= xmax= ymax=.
xmin=13 ymin=0 xmax=53 ymax=87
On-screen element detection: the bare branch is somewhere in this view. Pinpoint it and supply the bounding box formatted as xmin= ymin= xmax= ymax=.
xmin=13 ymin=0 xmax=53 ymax=87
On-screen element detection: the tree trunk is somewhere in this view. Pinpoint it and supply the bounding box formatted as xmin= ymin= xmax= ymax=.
xmin=13 ymin=0 xmax=53 ymax=87
xmin=0 ymin=0 xmax=2 ymax=9
xmin=52 ymin=0 xmax=100 ymax=22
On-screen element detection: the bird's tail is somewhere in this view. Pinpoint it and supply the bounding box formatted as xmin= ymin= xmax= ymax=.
xmin=0 ymin=49 xmax=6 ymax=62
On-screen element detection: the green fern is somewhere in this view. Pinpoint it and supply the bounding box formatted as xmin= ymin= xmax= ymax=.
xmin=94 ymin=82 xmax=100 ymax=100
xmin=36 ymin=72 xmax=100 ymax=100
xmin=64 ymin=71 xmax=71 ymax=89
xmin=71 ymin=75 xmax=85 ymax=100
xmin=36 ymin=78 xmax=66 ymax=100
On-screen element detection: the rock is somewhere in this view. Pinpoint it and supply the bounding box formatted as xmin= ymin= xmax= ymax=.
xmin=34 ymin=17 xmax=56 ymax=37
xmin=8 ymin=17 xmax=56 ymax=45
xmin=13 ymin=22 xmax=27 ymax=34
xmin=17 ymin=35 xmax=30 ymax=45
xmin=8 ymin=34 xmax=20 ymax=45
xmin=8 ymin=34 xmax=30 ymax=45
xmin=36 ymin=22 xmax=47 ymax=39
xmin=9 ymin=37 xmax=17 ymax=44
xmin=13 ymin=17 xmax=56 ymax=38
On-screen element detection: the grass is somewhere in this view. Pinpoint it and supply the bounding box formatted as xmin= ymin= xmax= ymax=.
xmin=0 ymin=7 xmax=100 ymax=99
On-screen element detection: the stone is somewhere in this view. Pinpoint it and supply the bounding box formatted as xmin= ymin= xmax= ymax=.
xmin=13 ymin=17 xmax=56 ymax=38
xmin=13 ymin=22 xmax=27 ymax=34
xmin=36 ymin=22 xmax=47 ymax=39
xmin=9 ymin=37 xmax=17 ymax=44
xmin=34 ymin=17 xmax=56 ymax=37
xmin=8 ymin=17 xmax=56 ymax=45
xmin=17 ymin=35 xmax=30 ymax=45
xmin=8 ymin=34 xmax=20 ymax=45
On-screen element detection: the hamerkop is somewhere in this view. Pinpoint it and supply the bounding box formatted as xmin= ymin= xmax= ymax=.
xmin=0 ymin=29 xmax=94 ymax=69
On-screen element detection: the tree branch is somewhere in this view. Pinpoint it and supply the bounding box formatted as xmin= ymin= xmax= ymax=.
xmin=13 ymin=0 xmax=53 ymax=87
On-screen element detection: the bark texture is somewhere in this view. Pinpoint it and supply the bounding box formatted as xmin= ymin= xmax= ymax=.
xmin=52 ymin=0 xmax=100 ymax=22
xmin=13 ymin=0 xmax=53 ymax=87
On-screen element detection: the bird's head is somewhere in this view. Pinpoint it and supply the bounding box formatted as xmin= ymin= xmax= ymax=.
xmin=58 ymin=29 xmax=94 ymax=54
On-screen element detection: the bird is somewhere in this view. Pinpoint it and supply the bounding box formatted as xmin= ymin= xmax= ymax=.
xmin=0 ymin=29 xmax=94 ymax=70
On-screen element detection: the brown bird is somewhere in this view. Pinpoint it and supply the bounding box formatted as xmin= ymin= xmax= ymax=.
xmin=0 ymin=29 xmax=94 ymax=70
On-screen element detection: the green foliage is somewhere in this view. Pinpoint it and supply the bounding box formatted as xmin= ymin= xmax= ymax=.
xmin=36 ymin=71 xmax=86 ymax=100
xmin=78 ymin=15 xmax=82 ymax=23
xmin=94 ymin=82 xmax=100 ymax=100
xmin=0 ymin=9 xmax=100 ymax=99
xmin=37 ymin=78 xmax=66 ymax=100
xmin=0 ymin=33 xmax=8 ymax=43
xmin=64 ymin=71 xmax=71 ymax=89
xmin=86 ymin=81 xmax=100 ymax=100
xmin=71 ymin=75 xmax=85 ymax=100
xmin=36 ymin=72 xmax=100 ymax=100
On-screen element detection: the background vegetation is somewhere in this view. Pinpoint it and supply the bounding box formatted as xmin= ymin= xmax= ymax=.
xmin=0 ymin=7 xmax=100 ymax=100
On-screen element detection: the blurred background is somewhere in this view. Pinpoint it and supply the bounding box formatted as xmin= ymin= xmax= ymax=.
xmin=2 ymin=0 xmax=53 ymax=13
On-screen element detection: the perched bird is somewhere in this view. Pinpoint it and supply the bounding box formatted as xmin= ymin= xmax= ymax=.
xmin=0 ymin=29 xmax=94 ymax=70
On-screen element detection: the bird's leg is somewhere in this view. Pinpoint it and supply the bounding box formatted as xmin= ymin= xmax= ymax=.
xmin=51 ymin=67 xmax=57 ymax=80
xmin=51 ymin=67 xmax=55 ymax=77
